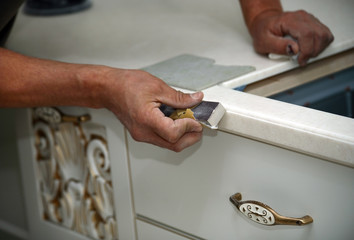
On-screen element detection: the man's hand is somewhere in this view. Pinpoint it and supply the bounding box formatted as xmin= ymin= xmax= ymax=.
xmin=250 ymin=10 xmax=334 ymax=66
xmin=101 ymin=69 xmax=204 ymax=152
xmin=240 ymin=0 xmax=334 ymax=66
xmin=0 ymin=48 xmax=203 ymax=152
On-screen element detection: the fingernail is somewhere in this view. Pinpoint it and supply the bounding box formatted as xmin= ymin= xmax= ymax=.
xmin=192 ymin=123 xmax=203 ymax=132
xmin=191 ymin=91 xmax=203 ymax=99
xmin=287 ymin=44 xmax=295 ymax=56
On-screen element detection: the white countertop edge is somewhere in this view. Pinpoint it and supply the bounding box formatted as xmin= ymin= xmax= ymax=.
xmin=201 ymin=86 xmax=354 ymax=167
xmin=220 ymin=41 xmax=354 ymax=89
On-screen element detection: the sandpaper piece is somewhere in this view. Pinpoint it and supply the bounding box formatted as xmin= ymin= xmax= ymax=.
xmin=159 ymin=101 xmax=226 ymax=129
xmin=142 ymin=54 xmax=255 ymax=91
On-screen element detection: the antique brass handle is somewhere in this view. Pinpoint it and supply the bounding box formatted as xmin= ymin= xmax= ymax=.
xmin=230 ymin=193 xmax=313 ymax=226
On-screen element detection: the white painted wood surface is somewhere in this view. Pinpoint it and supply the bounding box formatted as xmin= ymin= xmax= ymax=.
xmin=137 ymin=220 xmax=190 ymax=240
xmin=7 ymin=0 xmax=354 ymax=88
xmin=129 ymin=128 xmax=354 ymax=240
xmin=6 ymin=0 xmax=354 ymax=165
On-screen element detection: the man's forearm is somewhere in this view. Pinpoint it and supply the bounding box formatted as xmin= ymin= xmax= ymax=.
xmin=0 ymin=47 xmax=205 ymax=152
xmin=239 ymin=0 xmax=283 ymax=33
xmin=0 ymin=48 xmax=108 ymax=108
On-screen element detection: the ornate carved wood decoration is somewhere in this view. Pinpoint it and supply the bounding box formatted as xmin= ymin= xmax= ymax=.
xmin=32 ymin=107 xmax=118 ymax=240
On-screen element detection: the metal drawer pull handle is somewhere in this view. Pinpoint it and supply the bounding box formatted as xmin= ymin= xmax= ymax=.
xmin=229 ymin=193 xmax=313 ymax=226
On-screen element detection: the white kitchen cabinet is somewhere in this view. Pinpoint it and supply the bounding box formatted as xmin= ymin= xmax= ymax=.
xmin=3 ymin=0 xmax=354 ymax=239
xmin=129 ymin=127 xmax=354 ymax=240
xmin=14 ymin=94 xmax=354 ymax=240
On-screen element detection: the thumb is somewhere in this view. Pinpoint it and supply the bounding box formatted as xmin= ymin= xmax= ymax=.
xmin=159 ymin=88 xmax=204 ymax=109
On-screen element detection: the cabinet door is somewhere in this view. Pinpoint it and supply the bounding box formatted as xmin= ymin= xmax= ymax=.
xmin=129 ymin=128 xmax=354 ymax=240
xmin=17 ymin=108 xmax=136 ymax=240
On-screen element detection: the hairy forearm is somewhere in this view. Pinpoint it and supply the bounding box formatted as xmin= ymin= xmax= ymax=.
xmin=0 ymin=48 xmax=205 ymax=151
xmin=239 ymin=0 xmax=283 ymax=33
xmin=0 ymin=48 xmax=110 ymax=108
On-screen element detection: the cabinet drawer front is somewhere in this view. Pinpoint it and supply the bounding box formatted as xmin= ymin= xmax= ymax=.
xmin=129 ymin=129 xmax=354 ymax=240
xmin=137 ymin=220 xmax=192 ymax=240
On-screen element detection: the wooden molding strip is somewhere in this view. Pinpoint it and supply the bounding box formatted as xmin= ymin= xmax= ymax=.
xmin=244 ymin=48 xmax=354 ymax=97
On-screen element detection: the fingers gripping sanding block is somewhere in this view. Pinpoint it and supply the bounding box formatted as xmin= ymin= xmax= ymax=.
xmin=160 ymin=101 xmax=226 ymax=129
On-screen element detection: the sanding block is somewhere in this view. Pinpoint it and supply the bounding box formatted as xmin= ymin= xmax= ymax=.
xmin=160 ymin=101 xmax=226 ymax=129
